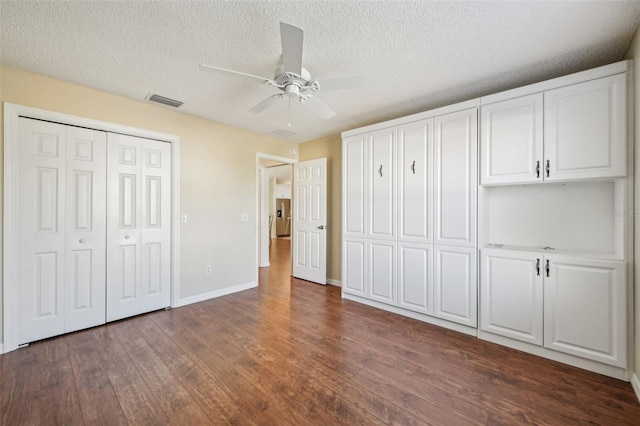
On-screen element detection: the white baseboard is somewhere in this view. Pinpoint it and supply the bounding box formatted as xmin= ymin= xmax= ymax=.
xmin=327 ymin=278 xmax=342 ymax=287
xmin=631 ymin=373 xmax=640 ymax=404
xmin=175 ymin=281 xmax=257 ymax=308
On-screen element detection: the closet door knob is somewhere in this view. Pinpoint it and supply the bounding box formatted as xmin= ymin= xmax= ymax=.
xmin=79 ymin=239 xmax=86 ymax=244
xmin=125 ymin=235 xmax=131 ymax=240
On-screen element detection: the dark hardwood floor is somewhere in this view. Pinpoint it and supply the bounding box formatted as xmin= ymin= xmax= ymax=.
xmin=2 ymin=238 xmax=640 ymax=425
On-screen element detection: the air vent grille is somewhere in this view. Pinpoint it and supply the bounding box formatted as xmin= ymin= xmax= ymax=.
xmin=146 ymin=94 xmax=183 ymax=108
xmin=268 ymin=129 xmax=297 ymax=138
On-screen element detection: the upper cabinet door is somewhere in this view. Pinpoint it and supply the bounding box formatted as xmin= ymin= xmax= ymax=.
xmin=398 ymin=119 xmax=433 ymax=244
xmin=343 ymin=134 xmax=367 ymax=238
xmin=434 ymin=108 xmax=477 ymax=247
xmin=544 ymin=73 xmax=626 ymax=181
xmin=480 ymin=94 xmax=543 ymax=185
xmin=368 ymin=128 xmax=396 ymax=240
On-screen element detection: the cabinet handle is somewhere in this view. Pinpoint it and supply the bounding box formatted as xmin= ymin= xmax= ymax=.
xmin=536 ymin=161 xmax=540 ymax=178
xmin=411 ymin=160 xmax=416 ymax=174
xmin=546 ymin=160 xmax=550 ymax=178
xmin=546 ymin=260 xmax=550 ymax=277
xmin=536 ymin=258 xmax=540 ymax=276
xmin=379 ymin=164 xmax=383 ymax=177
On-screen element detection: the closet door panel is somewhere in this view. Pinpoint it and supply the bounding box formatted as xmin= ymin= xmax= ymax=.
xmin=398 ymin=119 xmax=433 ymax=243
xmin=107 ymin=134 xmax=143 ymax=322
xmin=139 ymin=139 xmax=172 ymax=313
xmin=64 ymin=126 xmax=107 ymax=332
xmin=18 ymin=118 xmax=67 ymax=344
xmin=343 ymin=134 xmax=367 ymax=238
xmin=434 ymin=109 xmax=477 ymax=247
xmin=368 ymin=128 xmax=396 ymax=240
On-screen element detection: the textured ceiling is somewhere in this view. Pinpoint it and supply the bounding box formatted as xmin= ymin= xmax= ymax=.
xmin=2 ymin=1 xmax=640 ymax=143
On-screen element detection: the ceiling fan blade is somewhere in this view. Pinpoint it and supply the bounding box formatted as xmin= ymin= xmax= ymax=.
xmin=300 ymin=96 xmax=335 ymax=119
xmin=315 ymin=75 xmax=376 ymax=91
xmin=199 ymin=64 xmax=271 ymax=85
xmin=280 ymin=22 xmax=303 ymax=76
xmin=249 ymin=95 xmax=283 ymax=114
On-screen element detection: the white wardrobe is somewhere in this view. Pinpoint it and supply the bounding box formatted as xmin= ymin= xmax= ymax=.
xmin=342 ymin=101 xmax=478 ymax=333
xmin=15 ymin=117 xmax=172 ymax=345
xmin=341 ymin=60 xmax=633 ymax=380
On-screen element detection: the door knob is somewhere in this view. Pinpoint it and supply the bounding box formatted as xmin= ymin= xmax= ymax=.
xmin=79 ymin=239 xmax=86 ymax=244
xmin=125 ymin=235 xmax=131 ymax=240
xmin=318 ymin=225 xmax=327 ymax=230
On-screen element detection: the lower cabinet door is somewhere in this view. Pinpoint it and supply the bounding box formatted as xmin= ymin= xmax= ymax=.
xmin=434 ymin=245 xmax=477 ymax=327
xmin=343 ymin=238 xmax=367 ymax=297
xmin=544 ymin=257 xmax=626 ymax=367
xmin=398 ymin=243 xmax=433 ymax=315
xmin=368 ymin=240 xmax=397 ymax=306
xmin=480 ymin=249 xmax=543 ymax=345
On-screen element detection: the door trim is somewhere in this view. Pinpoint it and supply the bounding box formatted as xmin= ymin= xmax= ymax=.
xmin=3 ymin=102 xmax=181 ymax=353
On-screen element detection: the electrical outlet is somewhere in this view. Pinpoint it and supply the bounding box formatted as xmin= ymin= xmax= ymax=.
xmin=181 ymin=214 xmax=188 ymax=224
xmin=240 ymin=213 xmax=249 ymax=222
xmin=205 ymin=265 xmax=212 ymax=275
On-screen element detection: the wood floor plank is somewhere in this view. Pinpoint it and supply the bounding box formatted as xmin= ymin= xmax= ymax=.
xmin=67 ymin=330 xmax=128 ymax=425
xmin=2 ymin=238 xmax=640 ymax=425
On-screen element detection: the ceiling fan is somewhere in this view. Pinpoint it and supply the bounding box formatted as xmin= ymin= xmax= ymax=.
xmin=200 ymin=22 xmax=370 ymax=120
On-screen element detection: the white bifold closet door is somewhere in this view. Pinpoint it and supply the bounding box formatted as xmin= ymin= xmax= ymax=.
xmin=18 ymin=118 xmax=107 ymax=344
xmin=106 ymin=133 xmax=171 ymax=321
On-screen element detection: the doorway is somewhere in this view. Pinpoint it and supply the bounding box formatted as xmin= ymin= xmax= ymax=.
xmin=256 ymin=153 xmax=295 ymax=277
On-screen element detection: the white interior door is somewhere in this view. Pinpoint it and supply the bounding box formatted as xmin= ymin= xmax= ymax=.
xmin=292 ymin=158 xmax=327 ymax=284
xmin=107 ymin=134 xmax=171 ymax=321
xmin=18 ymin=118 xmax=107 ymax=344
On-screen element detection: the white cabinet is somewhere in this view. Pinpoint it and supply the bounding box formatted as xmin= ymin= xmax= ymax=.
xmin=398 ymin=119 xmax=433 ymax=244
xmin=480 ymin=250 xmax=626 ymax=368
xmin=343 ymin=134 xmax=367 ymax=238
xmin=434 ymin=108 xmax=477 ymax=247
xmin=342 ymin=106 xmax=477 ymax=331
xmin=368 ymin=240 xmax=397 ymax=306
xmin=342 ymin=238 xmax=367 ymax=298
xmin=398 ymin=243 xmax=433 ymax=315
xmin=480 ymin=94 xmax=543 ymax=185
xmin=545 ymin=74 xmax=626 ymax=181
xmin=480 ymin=249 xmax=543 ymax=345
xmin=434 ymin=245 xmax=477 ymax=327
xmin=544 ymin=256 xmax=626 ymax=367
xmin=368 ymin=128 xmax=396 ymax=240
xmin=480 ymin=73 xmax=627 ymax=185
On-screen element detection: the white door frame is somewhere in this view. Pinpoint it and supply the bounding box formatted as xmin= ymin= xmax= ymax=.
xmin=255 ymin=153 xmax=296 ymax=283
xmin=3 ymin=102 xmax=181 ymax=353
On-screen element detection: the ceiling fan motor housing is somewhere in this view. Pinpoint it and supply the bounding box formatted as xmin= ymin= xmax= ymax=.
xmin=274 ymin=65 xmax=314 ymax=96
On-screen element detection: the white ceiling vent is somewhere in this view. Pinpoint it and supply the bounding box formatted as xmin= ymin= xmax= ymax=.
xmin=146 ymin=94 xmax=183 ymax=108
xmin=268 ymin=129 xmax=297 ymax=138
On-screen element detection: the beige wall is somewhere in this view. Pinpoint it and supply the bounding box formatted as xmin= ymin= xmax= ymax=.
xmin=0 ymin=65 xmax=297 ymax=343
xmin=625 ymin=27 xmax=640 ymax=383
xmin=299 ymin=134 xmax=342 ymax=283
